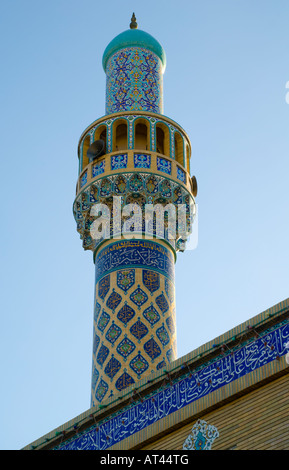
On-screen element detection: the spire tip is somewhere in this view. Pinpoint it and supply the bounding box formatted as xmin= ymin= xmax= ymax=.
xmin=130 ymin=13 xmax=138 ymax=29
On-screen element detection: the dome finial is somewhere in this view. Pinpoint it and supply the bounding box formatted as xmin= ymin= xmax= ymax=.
xmin=130 ymin=12 xmax=138 ymax=29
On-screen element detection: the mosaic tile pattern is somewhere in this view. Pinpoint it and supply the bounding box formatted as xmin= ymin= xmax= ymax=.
xmin=177 ymin=166 xmax=186 ymax=183
xmin=92 ymin=161 xmax=105 ymax=178
xmin=134 ymin=153 xmax=151 ymax=169
xmin=157 ymin=157 xmax=171 ymax=175
xmin=80 ymin=171 xmax=87 ymax=188
xmin=111 ymin=154 xmax=128 ymax=171
xmin=58 ymin=319 xmax=289 ymax=450
xmin=74 ymin=171 xmax=195 ymax=253
xmin=105 ymin=48 xmax=163 ymax=114
xmin=91 ymin=239 xmax=176 ymax=404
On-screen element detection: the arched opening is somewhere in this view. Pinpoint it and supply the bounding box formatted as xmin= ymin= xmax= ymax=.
xmin=113 ymin=120 xmax=128 ymax=151
xmin=82 ymin=135 xmax=91 ymax=171
xmin=186 ymin=143 xmax=190 ymax=174
xmin=134 ymin=119 xmax=149 ymax=150
xmin=174 ymin=132 xmax=184 ymax=167
xmin=156 ymin=122 xmax=170 ymax=157
xmin=94 ymin=125 xmax=107 ymax=154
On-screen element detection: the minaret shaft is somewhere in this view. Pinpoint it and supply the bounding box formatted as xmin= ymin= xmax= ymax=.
xmin=73 ymin=16 xmax=196 ymax=406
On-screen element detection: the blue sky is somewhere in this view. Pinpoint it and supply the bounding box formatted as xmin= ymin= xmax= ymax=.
xmin=1 ymin=0 xmax=289 ymax=450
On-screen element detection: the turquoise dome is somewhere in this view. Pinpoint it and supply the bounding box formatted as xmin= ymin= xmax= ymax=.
xmin=102 ymin=28 xmax=166 ymax=72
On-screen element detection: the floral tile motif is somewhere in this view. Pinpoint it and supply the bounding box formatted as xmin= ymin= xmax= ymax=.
xmin=98 ymin=275 xmax=110 ymax=300
xmin=130 ymin=285 xmax=148 ymax=310
xmin=130 ymin=318 xmax=149 ymax=342
xmin=111 ymin=154 xmax=128 ymax=171
xmin=100 ymin=178 xmax=112 ymax=197
xmin=156 ymin=324 xmax=170 ymax=347
xmin=105 ymin=321 xmax=122 ymax=345
xmin=116 ymin=336 xmax=136 ymax=360
xmin=96 ymin=344 xmax=110 ymax=367
xmin=105 ymin=48 xmax=162 ymax=114
xmin=80 ymin=171 xmax=88 ymax=188
xmin=143 ymin=303 xmax=161 ymax=326
xmin=173 ymin=186 xmax=183 ymax=204
xmin=165 ymin=316 xmax=175 ymax=334
xmin=97 ymin=310 xmax=110 ymax=332
xmin=104 ymin=355 xmax=121 ymax=381
xmin=93 ymin=333 xmax=100 ymax=354
xmin=129 ymin=173 xmax=144 ymax=192
xmin=142 ymin=270 xmax=160 ymax=295
xmin=91 ymin=366 xmax=99 ymax=390
xmin=160 ymin=179 xmax=172 ymax=198
xmin=94 ymin=379 xmax=109 ymax=402
xmin=117 ymin=269 xmax=135 ymax=294
xmin=157 ymin=157 xmax=171 ymax=175
xmin=143 ymin=337 xmax=162 ymax=361
xmin=94 ymin=301 xmax=101 ymax=321
xmin=115 ymin=370 xmax=135 ymax=392
xmin=145 ymin=175 xmax=159 ymax=194
xmin=183 ymin=420 xmax=219 ymax=450
xmin=134 ymin=153 xmax=151 ymax=169
xmin=129 ymin=352 xmax=149 ymax=378
xmin=177 ymin=166 xmax=186 ymax=183
xmin=117 ymin=303 xmax=136 ymax=326
xmin=164 ymin=278 xmax=174 ymax=304
xmin=106 ymin=289 xmax=122 ymax=311
xmin=166 ymin=348 xmax=173 ymax=363
xmin=156 ymin=293 xmax=169 ymax=315
xmin=90 ymin=185 xmax=98 ymax=203
xmin=114 ymin=174 xmax=127 ymax=194
xmin=92 ymin=160 xmax=105 ymax=178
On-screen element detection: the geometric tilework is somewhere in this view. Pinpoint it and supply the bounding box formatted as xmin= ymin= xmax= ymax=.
xmin=91 ymin=366 xmax=99 ymax=390
xmin=93 ymin=333 xmax=100 ymax=354
xmin=143 ymin=337 xmax=162 ymax=361
xmin=95 ymin=379 xmax=109 ymax=402
xmin=114 ymin=175 xmax=127 ymax=195
xmin=94 ymin=301 xmax=101 ymax=321
xmin=177 ymin=166 xmax=186 ymax=183
xmin=91 ymin=239 xmax=176 ymax=404
xmin=97 ymin=310 xmax=110 ymax=332
xmin=111 ymin=154 xmax=128 ymax=171
xmin=105 ymin=48 xmax=163 ymax=115
xmin=104 ymin=355 xmax=122 ymax=381
xmin=115 ymin=371 xmax=135 ymax=392
xmin=98 ymin=275 xmax=110 ymax=300
xmin=105 ymin=321 xmax=122 ymax=345
xmin=157 ymin=156 xmax=171 ymax=175
xmin=117 ymin=303 xmax=135 ymax=326
xmin=130 ymin=286 xmax=148 ymax=310
xmin=164 ymin=278 xmax=174 ymax=304
xmin=130 ymin=318 xmax=149 ymax=342
xmin=97 ymin=344 xmax=109 ymax=367
xmin=106 ymin=289 xmax=122 ymax=311
xmin=143 ymin=303 xmax=160 ymax=326
xmin=117 ymin=269 xmax=135 ymax=294
xmin=156 ymin=324 xmax=170 ymax=346
xmin=92 ymin=160 xmax=105 ymax=178
xmin=116 ymin=336 xmax=136 ymax=360
xmin=142 ymin=270 xmax=160 ymax=295
xmin=129 ymin=351 xmax=149 ymax=378
xmin=134 ymin=153 xmax=151 ymax=169
xmin=165 ymin=316 xmax=175 ymax=334
xmin=155 ymin=293 xmax=169 ymax=315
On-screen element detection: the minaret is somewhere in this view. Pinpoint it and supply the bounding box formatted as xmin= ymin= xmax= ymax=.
xmin=73 ymin=15 xmax=197 ymax=406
